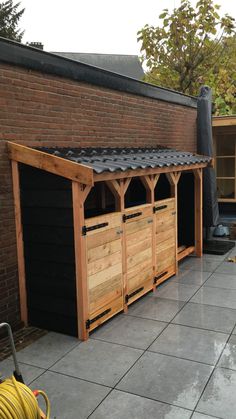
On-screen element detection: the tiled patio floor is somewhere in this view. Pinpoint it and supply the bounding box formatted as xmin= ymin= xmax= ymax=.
xmin=1 ymin=247 xmax=236 ymax=418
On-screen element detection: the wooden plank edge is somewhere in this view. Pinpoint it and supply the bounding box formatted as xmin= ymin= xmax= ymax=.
xmin=177 ymin=246 xmax=195 ymax=261
xmin=7 ymin=142 xmax=94 ymax=186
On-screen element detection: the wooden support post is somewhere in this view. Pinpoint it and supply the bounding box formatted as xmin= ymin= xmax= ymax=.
xmin=106 ymin=180 xmax=122 ymax=211
xmin=106 ymin=179 xmax=128 ymax=313
xmin=166 ymin=172 xmax=180 ymax=275
xmin=11 ymin=160 xmax=28 ymax=326
xmin=194 ymin=169 xmax=203 ymax=257
xmin=140 ymin=175 xmax=156 ymax=288
xmin=72 ymin=182 xmax=91 ymax=340
xmin=119 ymin=179 xmax=129 ymax=313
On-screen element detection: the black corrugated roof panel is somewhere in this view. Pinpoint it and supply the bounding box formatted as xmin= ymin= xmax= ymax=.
xmin=37 ymin=147 xmax=211 ymax=174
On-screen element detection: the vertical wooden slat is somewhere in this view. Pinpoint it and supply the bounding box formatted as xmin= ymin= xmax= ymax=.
xmin=194 ymin=169 xmax=203 ymax=257
xmin=72 ymin=182 xmax=89 ymax=340
xmin=11 ymin=160 xmax=28 ymax=325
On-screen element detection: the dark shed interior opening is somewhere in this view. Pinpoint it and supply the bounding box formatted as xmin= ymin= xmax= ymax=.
xmin=154 ymin=174 xmax=171 ymax=201
xmin=125 ymin=177 xmax=147 ymax=208
xmin=177 ymin=172 xmax=195 ymax=248
xmin=19 ymin=164 xmax=77 ymax=336
xmin=84 ymin=182 xmax=115 ymax=218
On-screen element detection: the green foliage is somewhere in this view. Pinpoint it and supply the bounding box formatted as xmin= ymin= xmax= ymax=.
xmin=138 ymin=0 xmax=236 ymax=114
xmin=0 ymin=0 xmax=25 ymax=42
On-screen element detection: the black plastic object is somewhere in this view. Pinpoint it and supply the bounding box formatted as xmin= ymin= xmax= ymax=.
xmin=197 ymin=86 xmax=219 ymax=227
xmin=203 ymin=240 xmax=235 ymax=255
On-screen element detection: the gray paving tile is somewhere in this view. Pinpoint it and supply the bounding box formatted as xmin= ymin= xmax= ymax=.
xmin=153 ymin=282 xmax=200 ymax=302
xmin=204 ymin=273 xmax=236 ymax=290
xmin=16 ymin=332 xmax=79 ymax=369
xmin=172 ymin=302 xmax=236 ymax=334
xmin=117 ymin=351 xmax=213 ymax=410
xmin=218 ymin=335 xmax=236 ymax=370
xmin=30 ymin=370 xmax=110 ymax=419
xmin=190 ymin=286 xmax=236 ymax=310
xmin=172 ymin=270 xmax=211 ymax=286
xmin=51 ymin=339 xmax=143 ymax=387
xmin=215 ymin=261 xmax=236 ymax=276
xmin=128 ymin=296 xmax=185 ymax=322
xmin=91 ymin=314 xmax=167 ymax=350
xmin=0 ymin=357 xmax=44 ymax=385
xmin=203 ymin=253 xmax=229 ymax=261
xmin=233 ymin=326 xmax=236 ymax=335
xmin=192 ymin=413 xmax=219 ymax=419
xmin=179 ymin=258 xmax=221 ymax=273
xmin=90 ymin=389 xmax=192 ymax=419
xmin=197 ymin=367 xmax=236 ymax=419
xmin=149 ymin=324 xmax=228 ymax=365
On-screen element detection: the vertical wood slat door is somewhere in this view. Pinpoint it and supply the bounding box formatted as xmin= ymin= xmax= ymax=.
xmin=124 ymin=204 xmax=153 ymax=304
xmin=155 ymin=198 xmax=176 ymax=284
xmin=85 ymin=212 xmax=123 ymax=331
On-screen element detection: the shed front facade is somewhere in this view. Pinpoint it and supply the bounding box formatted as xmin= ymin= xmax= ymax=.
xmin=8 ymin=142 xmax=211 ymax=340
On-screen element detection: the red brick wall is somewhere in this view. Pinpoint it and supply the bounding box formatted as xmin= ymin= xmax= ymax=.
xmin=0 ymin=63 xmax=197 ymax=328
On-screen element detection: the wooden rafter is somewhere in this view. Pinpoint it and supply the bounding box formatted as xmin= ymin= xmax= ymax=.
xmin=7 ymin=142 xmax=94 ymax=186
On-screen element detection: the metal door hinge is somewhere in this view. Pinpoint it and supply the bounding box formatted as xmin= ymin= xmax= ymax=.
xmin=153 ymin=205 xmax=167 ymax=213
xmin=153 ymin=271 xmax=168 ymax=284
xmin=86 ymin=308 xmax=111 ymax=329
xmin=82 ymin=222 xmax=108 ymax=236
xmin=123 ymin=212 xmax=142 ymax=222
xmin=125 ymin=287 xmax=144 ymax=303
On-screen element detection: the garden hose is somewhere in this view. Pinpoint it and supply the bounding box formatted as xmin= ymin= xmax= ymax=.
xmin=0 ymin=375 xmax=50 ymax=419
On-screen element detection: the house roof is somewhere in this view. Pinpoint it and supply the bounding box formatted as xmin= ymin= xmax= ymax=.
xmin=52 ymin=52 xmax=145 ymax=80
xmin=37 ymin=146 xmax=211 ymax=174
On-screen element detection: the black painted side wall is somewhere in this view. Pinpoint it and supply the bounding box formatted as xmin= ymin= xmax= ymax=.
xmin=19 ymin=164 xmax=77 ymax=336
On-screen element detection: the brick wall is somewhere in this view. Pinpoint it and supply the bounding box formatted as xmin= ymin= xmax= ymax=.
xmin=0 ymin=62 xmax=197 ymax=328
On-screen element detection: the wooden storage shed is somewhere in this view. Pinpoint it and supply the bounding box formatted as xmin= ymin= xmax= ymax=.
xmin=8 ymin=142 xmax=211 ymax=340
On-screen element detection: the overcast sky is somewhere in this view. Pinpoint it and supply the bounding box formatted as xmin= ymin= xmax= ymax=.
xmin=19 ymin=0 xmax=236 ymax=54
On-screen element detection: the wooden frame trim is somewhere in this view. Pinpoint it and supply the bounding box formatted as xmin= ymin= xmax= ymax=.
xmin=8 ymin=142 xmax=94 ymax=186
xmin=94 ymin=162 xmax=209 ymax=182
xmin=72 ymin=182 xmax=92 ymax=340
xmin=212 ymin=117 xmax=236 ymax=127
xmin=11 ymin=161 xmax=28 ymax=325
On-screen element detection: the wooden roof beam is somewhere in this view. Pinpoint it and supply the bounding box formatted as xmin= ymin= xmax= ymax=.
xmin=7 ymin=142 xmax=94 ymax=186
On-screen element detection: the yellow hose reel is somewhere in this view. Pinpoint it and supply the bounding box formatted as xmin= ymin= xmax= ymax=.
xmin=0 ymin=323 xmax=50 ymax=419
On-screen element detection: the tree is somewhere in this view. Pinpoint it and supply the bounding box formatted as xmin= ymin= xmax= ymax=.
xmin=137 ymin=0 xmax=235 ymax=114
xmin=0 ymin=0 xmax=25 ymax=42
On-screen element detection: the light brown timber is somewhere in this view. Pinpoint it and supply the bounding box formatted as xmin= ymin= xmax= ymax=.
xmin=11 ymin=160 xmax=28 ymax=325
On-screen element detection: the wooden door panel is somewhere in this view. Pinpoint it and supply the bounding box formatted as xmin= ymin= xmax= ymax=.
xmin=125 ymin=205 xmax=153 ymax=298
xmin=85 ymin=212 xmax=123 ymax=319
xmin=155 ymin=198 xmax=176 ymax=275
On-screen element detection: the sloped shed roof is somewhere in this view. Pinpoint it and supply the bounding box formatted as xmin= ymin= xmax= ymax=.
xmin=37 ymin=147 xmax=211 ymax=174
